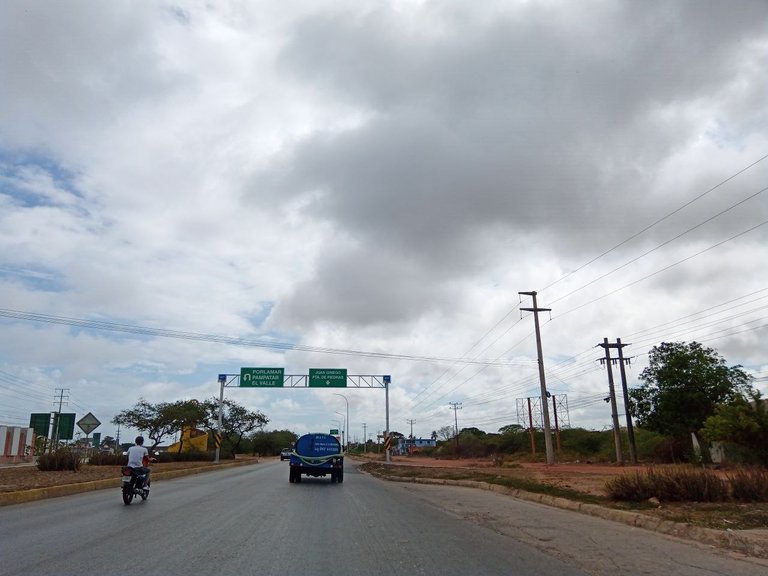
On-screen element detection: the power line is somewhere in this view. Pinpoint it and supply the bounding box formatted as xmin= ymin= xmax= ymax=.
xmin=548 ymin=185 xmax=768 ymax=306
xmin=0 ymin=308 xmax=523 ymax=368
xmin=540 ymin=152 xmax=768 ymax=295
xmin=555 ymin=218 xmax=768 ymax=320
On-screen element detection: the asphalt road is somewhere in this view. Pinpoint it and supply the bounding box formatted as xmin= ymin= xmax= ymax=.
xmin=0 ymin=461 xmax=765 ymax=576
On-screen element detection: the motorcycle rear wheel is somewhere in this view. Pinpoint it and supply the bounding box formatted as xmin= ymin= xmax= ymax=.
xmin=122 ymin=484 xmax=134 ymax=505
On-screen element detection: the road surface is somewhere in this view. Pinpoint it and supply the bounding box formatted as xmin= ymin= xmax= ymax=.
xmin=0 ymin=460 xmax=765 ymax=575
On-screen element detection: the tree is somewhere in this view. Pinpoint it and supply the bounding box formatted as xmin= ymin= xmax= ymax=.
xmin=498 ymin=424 xmax=524 ymax=434
xmin=202 ymin=398 xmax=269 ymax=458
xmin=701 ymin=390 xmax=768 ymax=466
xmin=250 ymin=429 xmax=298 ymax=456
xmin=628 ymin=342 xmax=753 ymax=440
xmin=436 ymin=425 xmax=454 ymax=441
xmin=112 ymin=398 xmax=207 ymax=450
xmin=164 ymin=399 xmax=208 ymax=452
xmin=100 ymin=435 xmax=117 ymax=450
xmin=112 ymin=399 xmax=175 ymax=450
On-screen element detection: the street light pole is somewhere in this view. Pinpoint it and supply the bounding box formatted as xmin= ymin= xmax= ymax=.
xmin=333 ymin=393 xmax=349 ymax=452
xmin=335 ymin=411 xmax=346 ymax=449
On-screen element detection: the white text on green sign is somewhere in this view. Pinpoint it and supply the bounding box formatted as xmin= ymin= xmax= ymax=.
xmin=240 ymin=367 xmax=285 ymax=387
xmin=308 ymin=368 xmax=347 ymax=388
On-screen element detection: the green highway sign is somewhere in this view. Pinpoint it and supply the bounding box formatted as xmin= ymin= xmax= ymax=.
xmin=240 ymin=367 xmax=285 ymax=387
xmin=29 ymin=413 xmax=51 ymax=437
xmin=308 ymin=368 xmax=347 ymax=388
xmin=53 ymin=413 xmax=76 ymax=440
xmin=330 ymin=429 xmax=339 ymax=435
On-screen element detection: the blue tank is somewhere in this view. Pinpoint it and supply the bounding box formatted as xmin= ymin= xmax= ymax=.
xmin=288 ymin=433 xmax=344 ymax=483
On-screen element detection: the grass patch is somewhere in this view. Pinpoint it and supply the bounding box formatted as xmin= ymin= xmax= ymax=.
xmin=606 ymin=466 xmax=768 ymax=503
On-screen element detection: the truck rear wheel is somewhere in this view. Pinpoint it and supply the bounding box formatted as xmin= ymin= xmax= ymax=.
xmin=338 ymin=468 xmax=344 ymax=483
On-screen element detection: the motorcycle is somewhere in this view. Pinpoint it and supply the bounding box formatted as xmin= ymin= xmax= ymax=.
xmin=121 ymin=466 xmax=150 ymax=505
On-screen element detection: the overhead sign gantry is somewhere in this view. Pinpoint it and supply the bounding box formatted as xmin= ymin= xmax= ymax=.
xmin=214 ymin=369 xmax=392 ymax=462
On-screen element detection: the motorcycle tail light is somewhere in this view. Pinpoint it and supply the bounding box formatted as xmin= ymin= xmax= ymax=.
xmin=121 ymin=467 xmax=133 ymax=476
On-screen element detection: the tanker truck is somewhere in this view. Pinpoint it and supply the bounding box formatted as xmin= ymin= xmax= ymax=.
xmin=288 ymin=433 xmax=344 ymax=483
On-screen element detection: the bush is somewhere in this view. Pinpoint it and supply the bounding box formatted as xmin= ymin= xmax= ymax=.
xmin=88 ymin=452 xmax=127 ymax=466
xmin=605 ymin=466 xmax=729 ymax=502
xmin=604 ymin=470 xmax=654 ymax=501
xmin=728 ymin=467 xmax=768 ymax=501
xmin=37 ymin=448 xmax=82 ymax=471
xmin=155 ymin=450 xmax=215 ymax=463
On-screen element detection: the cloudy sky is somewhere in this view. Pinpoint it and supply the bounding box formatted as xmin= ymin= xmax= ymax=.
xmin=1 ymin=0 xmax=767 ymax=446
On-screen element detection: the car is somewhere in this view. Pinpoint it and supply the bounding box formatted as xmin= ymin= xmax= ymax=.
xmin=280 ymin=447 xmax=292 ymax=461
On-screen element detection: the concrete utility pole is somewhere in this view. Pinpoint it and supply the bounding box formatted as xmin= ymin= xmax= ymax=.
xmin=362 ymin=423 xmax=367 ymax=453
xmin=519 ymin=291 xmax=555 ymax=465
xmin=406 ymin=419 xmax=416 ymax=450
xmin=52 ymin=388 xmax=69 ymax=450
xmin=449 ymin=402 xmax=462 ymax=451
xmin=599 ymin=338 xmax=624 ymax=465
xmin=616 ymin=339 xmax=638 ymax=464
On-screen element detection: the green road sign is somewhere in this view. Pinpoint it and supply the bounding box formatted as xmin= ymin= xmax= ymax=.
xmin=30 ymin=413 xmax=50 ymax=437
xmin=308 ymin=368 xmax=347 ymax=388
xmin=330 ymin=429 xmax=339 ymax=435
xmin=53 ymin=413 xmax=76 ymax=440
xmin=240 ymin=367 xmax=285 ymax=387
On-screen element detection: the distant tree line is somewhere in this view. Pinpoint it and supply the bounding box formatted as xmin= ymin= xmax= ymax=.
xmin=112 ymin=397 xmax=297 ymax=458
xmin=425 ymin=341 xmax=766 ymax=466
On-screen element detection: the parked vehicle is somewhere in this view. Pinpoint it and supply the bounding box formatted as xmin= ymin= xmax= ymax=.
xmin=288 ymin=433 xmax=343 ymax=483
xmin=280 ymin=447 xmax=293 ymax=461
xmin=121 ymin=466 xmax=150 ymax=505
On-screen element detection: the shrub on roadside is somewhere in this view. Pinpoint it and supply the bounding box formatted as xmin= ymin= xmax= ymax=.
xmin=37 ymin=448 xmax=82 ymax=472
xmin=87 ymin=452 xmax=127 ymax=466
xmin=728 ymin=467 xmax=768 ymax=501
xmin=605 ymin=466 xmax=768 ymax=502
xmin=155 ymin=450 xmax=215 ymax=463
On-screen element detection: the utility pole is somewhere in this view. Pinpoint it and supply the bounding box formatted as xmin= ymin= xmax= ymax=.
xmin=616 ymin=339 xmax=638 ymax=464
xmin=599 ymin=338 xmax=624 ymax=465
xmin=362 ymin=423 xmax=367 ymax=453
xmin=551 ymin=395 xmax=561 ymax=451
xmin=519 ymin=291 xmax=555 ymax=465
xmin=406 ymin=419 xmax=416 ymax=453
xmin=52 ymin=388 xmax=69 ymax=451
xmin=449 ymin=402 xmax=462 ymax=452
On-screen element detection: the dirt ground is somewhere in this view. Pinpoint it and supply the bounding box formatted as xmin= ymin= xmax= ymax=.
xmin=387 ymin=455 xmax=628 ymax=496
xmin=0 ymin=461 xmax=228 ymax=493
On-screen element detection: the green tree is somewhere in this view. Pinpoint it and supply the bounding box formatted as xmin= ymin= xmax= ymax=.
xmin=701 ymin=390 xmax=768 ymax=466
xmin=112 ymin=398 xmax=207 ymax=450
xmin=164 ymin=399 xmax=208 ymax=452
xmin=202 ymin=398 xmax=269 ymax=458
xmin=112 ymin=399 xmax=175 ymax=450
xmin=100 ymin=435 xmax=117 ymax=450
xmin=250 ymin=429 xmax=298 ymax=456
xmin=628 ymin=342 xmax=752 ymax=441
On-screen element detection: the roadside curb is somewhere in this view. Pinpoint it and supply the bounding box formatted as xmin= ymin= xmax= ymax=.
xmin=0 ymin=459 xmax=258 ymax=507
xmin=362 ymin=469 xmax=768 ymax=560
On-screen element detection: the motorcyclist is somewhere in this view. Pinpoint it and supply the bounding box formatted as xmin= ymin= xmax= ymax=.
xmin=126 ymin=435 xmax=151 ymax=488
